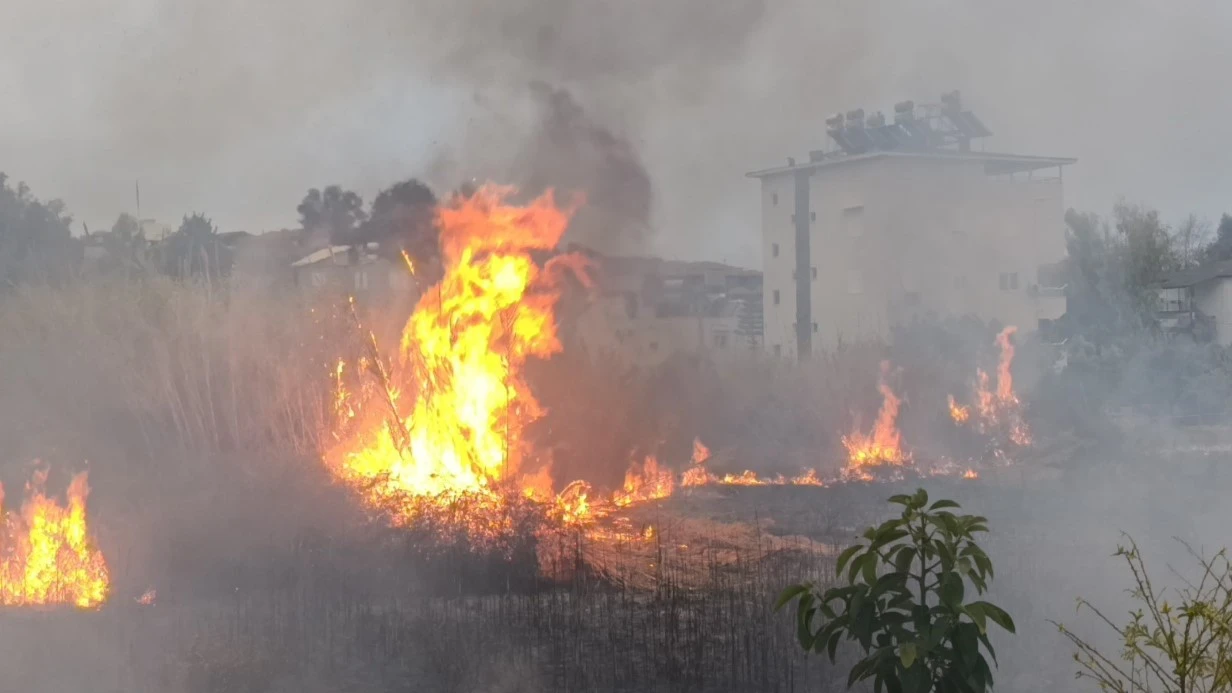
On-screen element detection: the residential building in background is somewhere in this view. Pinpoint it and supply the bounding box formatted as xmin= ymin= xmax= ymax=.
xmin=1157 ymin=262 xmax=1231 ymax=344
xmin=747 ymin=92 xmax=1074 ymax=359
xmin=570 ymin=247 xmax=763 ymax=366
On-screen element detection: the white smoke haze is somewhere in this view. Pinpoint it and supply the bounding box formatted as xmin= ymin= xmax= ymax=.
xmin=3 ymin=0 xmax=1232 ymax=259
xmin=4 ymin=2 xmax=1232 ymax=691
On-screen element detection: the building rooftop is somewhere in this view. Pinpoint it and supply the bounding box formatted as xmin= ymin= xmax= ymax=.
xmin=746 ymin=149 xmax=1077 ymax=179
xmin=1161 ymin=260 xmax=1232 ymax=289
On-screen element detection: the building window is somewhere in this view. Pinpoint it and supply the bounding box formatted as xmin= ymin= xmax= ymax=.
xmin=772 ymin=344 xmax=781 ymax=357
xmin=999 ymin=272 xmax=1019 ymax=291
xmin=842 ymin=205 xmax=865 ymax=236
xmin=772 ymin=193 xmax=778 ymax=206
xmin=355 ymin=270 xmax=369 ymax=290
xmin=811 ymin=267 xmax=817 ymax=280
xmin=713 ymin=333 xmax=728 ymax=349
xmin=847 ymin=269 xmax=863 ymax=295
xmin=773 ymin=289 xmax=780 ymax=305
xmin=772 ymin=243 xmax=779 ymax=258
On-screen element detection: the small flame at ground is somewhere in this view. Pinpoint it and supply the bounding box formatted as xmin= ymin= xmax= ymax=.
xmin=948 ymin=395 xmax=970 ymax=424
xmin=952 ymin=326 xmax=1031 ymax=447
xmin=136 ymin=588 xmax=157 ymax=606
xmin=842 ymin=361 xmax=910 ymax=478
xmin=0 ymin=470 xmax=109 ymax=609
xmin=612 ymin=455 xmax=674 ymax=507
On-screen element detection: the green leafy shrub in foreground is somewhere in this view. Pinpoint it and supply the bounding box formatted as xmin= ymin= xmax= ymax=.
xmin=777 ymin=488 xmax=1014 ymax=693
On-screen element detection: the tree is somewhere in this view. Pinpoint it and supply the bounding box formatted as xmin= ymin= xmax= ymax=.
xmin=777 ymin=489 xmax=1015 ymax=693
xmin=99 ymin=212 xmax=149 ymax=274
xmin=358 ymin=178 xmax=438 ymax=268
xmin=0 ymin=173 xmax=77 ymax=286
xmin=297 ymin=185 xmax=366 ymax=245
xmin=1204 ymin=214 xmax=1232 ymax=264
xmin=1114 ymin=202 xmax=1177 ymax=315
xmin=1171 ymin=214 xmax=1213 ymax=270
xmin=1056 ymin=536 xmax=1232 ymax=693
xmin=162 ymin=212 xmax=231 ymax=278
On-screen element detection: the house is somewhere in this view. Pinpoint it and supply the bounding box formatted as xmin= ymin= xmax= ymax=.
xmin=569 ymin=247 xmax=763 ymax=366
xmin=290 ymin=244 xmax=415 ymax=300
xmin=747 ymin=92 xmax=1074 ymax=359
xmin=1157 ymin=262 xmax=1230 ymax=343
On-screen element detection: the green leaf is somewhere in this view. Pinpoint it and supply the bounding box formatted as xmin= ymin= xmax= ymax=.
xmin=836 ymin=544 xmax=863 ymax=577
xmin=965 ymin=602 xmax=988 ymax=634
xmin=899 ymin=642 xmax=917 ymax=668
xmin=894 ymin=547 xmax=917 ymax=575
xmin=862 ymin=549 xmax=879 ymax=585
xmin=969 ymin=601 xmax=1016 ymax=634
xmin=929 ymin=499 xmax=961 ymax=510
xmin=775 ymin=583 xmax=810 ymax=611
xmin=826 ymin=628 xmax=842 ymax=661
xmin=888 ymin=494 xmax=912 ymax=506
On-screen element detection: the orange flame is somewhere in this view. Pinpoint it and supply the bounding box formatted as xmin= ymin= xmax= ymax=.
xmin=681 ymin=438 xmax=713 ymax=487
xmin=326 ymin=186 xmax=590 ymax=535
xmin=947 ymin=395 xmax=970 ymax=424
xmin=0 ymin=470 xmax=109 ymax=609
xmin=842 ymin=361 xmax=910 ymax=477
xmin=612 ymin=455 xmax=675 ymax=507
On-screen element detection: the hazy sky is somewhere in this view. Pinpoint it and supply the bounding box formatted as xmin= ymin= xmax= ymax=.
xmin=2 ymin=0 xmax=1230 ymax=266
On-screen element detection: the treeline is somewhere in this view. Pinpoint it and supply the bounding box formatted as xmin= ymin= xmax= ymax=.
xmin=0 ymin=173 xmax=444 ymax=286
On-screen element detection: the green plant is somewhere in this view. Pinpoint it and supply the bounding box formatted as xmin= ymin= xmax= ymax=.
xmin=1055 ymin=536 xmax=1232 ymax=693
xmin=777 ymin=488 xmax=1014 ymax=693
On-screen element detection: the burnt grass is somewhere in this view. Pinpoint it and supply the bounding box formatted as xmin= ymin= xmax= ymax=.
xmin=6 ymin=449 xmax=1227 ymax=693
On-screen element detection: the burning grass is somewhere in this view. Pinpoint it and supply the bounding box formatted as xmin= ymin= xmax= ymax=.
xmin=0 ymin=469 xmax=109 ymax=608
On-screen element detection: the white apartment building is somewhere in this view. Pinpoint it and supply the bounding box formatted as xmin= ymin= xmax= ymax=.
xmin=747 ymin=93 xmax=1074 ymax=358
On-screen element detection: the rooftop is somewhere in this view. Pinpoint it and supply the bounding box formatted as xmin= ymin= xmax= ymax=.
xmin=746 ymin=149 xmax=1077 ymax=179
xmin=1161 ymin=260 xmax=1232 ymax=289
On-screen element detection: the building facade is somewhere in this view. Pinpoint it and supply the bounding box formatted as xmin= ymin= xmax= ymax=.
xmin=748 ymin=98 xmax=1074 ymax=358
xmin=570 ymin=250 xmax=763 ymax=366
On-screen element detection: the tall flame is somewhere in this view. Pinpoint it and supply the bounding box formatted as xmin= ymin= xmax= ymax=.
xmin=957 ymin=326 xmax=1031 ymax=446
xmin=612 ymin=455 xmax=675 ymax=507
xmin=842 ymin=361 xmax=910 ymax=477
xmin=0 ymin=470 xmax=109 ymax=609
xmin=327 ymin=186 xmax=588 ymax=526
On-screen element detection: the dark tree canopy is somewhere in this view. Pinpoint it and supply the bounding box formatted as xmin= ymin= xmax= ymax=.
xmin=162 ymin=212 xmax=232 ymax=278
xmin=297 ymin=185 xmax=367 ymax=245
xmin=1204 ymin=213 xmax=1232 ymax=264
xmin=0 ymin=173 xmax=77 ymax=286
xmin=358 ymin=178 xmax=438 ymax=268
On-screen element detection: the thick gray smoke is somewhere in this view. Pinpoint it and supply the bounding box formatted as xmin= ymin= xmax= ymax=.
xmin=7 ymin=1 xmax=1231 ymax=262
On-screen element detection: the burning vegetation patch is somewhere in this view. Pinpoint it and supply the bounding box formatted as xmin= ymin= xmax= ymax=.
xmin=0 ymin=470 xmax=109 ymax=609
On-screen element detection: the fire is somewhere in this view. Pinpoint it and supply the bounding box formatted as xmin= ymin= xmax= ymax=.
xmin=325 ymin=186 xmax=589 ymax=536
xmin=681 ymin=438 xmax=713 ymax=487
xmin=947 ymin=395 xmax=970 ymax=424
xmin=842 ymin=361 xmax=910 ymax=477
xmin=136 ymin=588 xmax=157 ymax=606
xmin=951 ymin=326 xmax=1031 ymax=446
xmin=612 ymin=455 xmax=674 ymax=507
xmin=0 ymin=470 xmax=109 ymax=609
xmin=963 ymin=468 xmax=979 ymax=480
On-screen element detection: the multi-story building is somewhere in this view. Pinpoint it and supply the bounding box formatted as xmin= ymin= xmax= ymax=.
xmin=747 ymin=92 xmax=1074 ymax=358
xmin=569 ymin=248 xmax=763 ymax=366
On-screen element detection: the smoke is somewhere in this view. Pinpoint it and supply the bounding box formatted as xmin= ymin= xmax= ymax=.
xmin=5 ymin=1 xmax=1232 ymax=261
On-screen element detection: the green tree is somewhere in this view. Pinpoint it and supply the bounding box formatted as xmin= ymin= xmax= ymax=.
xmin=162 ymin=212 xmax=231 ymax=278
xmin=297 ymin=185 xmax=367 ymax=245
xmin=358 ymin=178 xmax=438 ymax=268
xmin=1056 ymin=536 xmax=1232 ymax=693
xmin=777 ymin=489 xmax=1015 ymax=693
xmin=0 ymin=173 xmax=77 ymax=286
xmin=1171 ymin=214 xmax=1213 ymax=270
xmin=1204 ymin=214 xmax=1232 ymax=264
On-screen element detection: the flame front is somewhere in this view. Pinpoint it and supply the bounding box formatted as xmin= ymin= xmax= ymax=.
xmin=327 ymin=186 xmax=587 ymax=533
xmin=842 ymin=361 xmax=910 ymax=478
xmin=962 ymin=326 xmax=1031 ymax=446
xmin=612 ymin=456 xmax=675 ymax=507
xmin=947 ymin=395 xmax=970 ymax=424
xmin=0 ymin=471 xmax=109 ymax=609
